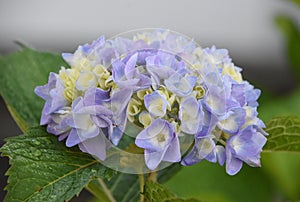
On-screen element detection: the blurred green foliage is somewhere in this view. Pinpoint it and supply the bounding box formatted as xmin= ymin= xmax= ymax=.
xmin=275 ymin=15 xmax=300 ymax=82
xmin=291 ymin=0 xmax=300 ymax=7
xmin=164 ymin=161 xmax=273 ymax=202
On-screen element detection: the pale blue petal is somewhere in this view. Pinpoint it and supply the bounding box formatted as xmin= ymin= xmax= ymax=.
xmin=112 ymin=60 xmax=125 ymax=83
xmin=163 ymin=136 xmax=181 ymax=163
xmin=84 ymin=87 xmax=110 ymax=106
xmin=124 ymin=53 xmax=138 ymax=79
xmin=165 ymin=73 xmax=197 ymax=97
xmin=218 ymin=108 xmax=246 ymax=134
xmin=144 ymin=92 xmax=168 ymax=117
xmin=135 ymin=119 xmax=172 ymax=151
xmin=145 ymin=150 xmax=165 ymax=170
xmin=179 ymin=96 xmax=203 ymax=134
xmin=78 ymin=130 xmax=107 ymax=161
xmin=225 ymin=147 xmax=243 ymax=175
xmin=66 ymin=128 xmax=82 ymax=147
xmin=216 ymin=145 xmax=226 ymax=166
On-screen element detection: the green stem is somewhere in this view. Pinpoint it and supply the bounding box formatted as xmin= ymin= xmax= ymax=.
xmin=138 ymin=174 xmax=145 ymax=202
xmin=85 ymin=180 xmax=111 ymax=202
xmin=147 ymin=171 xmax=157 ymax=182
xmin=98 ymin=178 xmax=117 ymax=202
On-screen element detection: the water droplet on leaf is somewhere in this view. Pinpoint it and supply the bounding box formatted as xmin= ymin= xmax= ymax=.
xmin=31 ymin=139 xmax=41 ymax=146
xmin=33 ymin=149 xmax=42 ymax=157
xmin=29 ymin=147 xmax=42 ymax=157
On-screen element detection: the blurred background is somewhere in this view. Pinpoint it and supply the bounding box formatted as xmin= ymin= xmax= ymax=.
xmin=1 ymin=0 xmax=300 ymax=201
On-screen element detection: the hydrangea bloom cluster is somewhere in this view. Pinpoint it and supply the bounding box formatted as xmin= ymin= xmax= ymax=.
xmin=35 ymin=29 xmax=267 ymax=175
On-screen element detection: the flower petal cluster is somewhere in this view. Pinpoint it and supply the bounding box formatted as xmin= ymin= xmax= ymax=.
xmin=35 ymin=29 xmax=267 ymax=174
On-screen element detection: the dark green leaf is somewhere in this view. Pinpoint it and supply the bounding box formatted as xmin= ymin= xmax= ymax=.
xmin=0 ymin=127 xmax=113 ymax=202
xmin=145 ymin=181 xmax=201 ymax=202
xmin=264 ymin=116 xmax=300 ymax=152
xmin=0 ymin=48 xmax=67 ymax=131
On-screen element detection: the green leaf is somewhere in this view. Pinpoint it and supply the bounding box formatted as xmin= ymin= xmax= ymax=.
xmin=0 ymin=48 xmax=67 ymax=131
xmin=0 ymin=127 xmax=113 ymax=202
xmin=145 ymin=181 xmax=201 ymax=202
xmin=263 ymin=116 xmax=300 ymax=152
xmin=261 ymin=116 xmax=300 ymax=200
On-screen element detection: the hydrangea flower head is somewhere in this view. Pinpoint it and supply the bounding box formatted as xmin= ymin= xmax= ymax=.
xmin=35 ymin=29 xmax=267 ymax=175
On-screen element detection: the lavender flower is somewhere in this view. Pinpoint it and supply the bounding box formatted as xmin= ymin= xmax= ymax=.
xmin=35 ymin=29 xmax=267 ymax=174
xmin=135 ymin=118 xmax=181 ymax=170
xmin=225 ymin=126 xmax=267 ymax=175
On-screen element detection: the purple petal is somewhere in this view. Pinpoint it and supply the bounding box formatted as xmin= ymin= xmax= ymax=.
xmin=110 ymin=127 xmax=124 ymax=146
xmin=124 ymin=53 xmax=138 ymax=79
xmin=112 ymin=60 xmax=126 ymax=83
xmin=231 ymin=83 xmax=246 ymax=106
xmin=165 ymin=73 xmax=197 ymax=97
xmin=78 ymin=130 xmax=107 ymax=161
xmin=91 ymin=115 xmax=112 ymax=128
xmin=226 ymin=148 xmax=243 ymax=175
xmin=40 ymin=106 xmax=51 ymax=125
xmin=58 ymin=132 xmax=69 ymax=141
xmin=111 ymin=89 xmax=132 ymax=115
xmin=34 ymin=72 xmax=57 ymax=100
xmin=179 ymin=96 xmax=203 ymax=134
xmin=163 ymin=136 xmax=181 ymax=163
xmin=216 ymin=145 xmax=226 ymax=166
xmin=66 ymin=128 xmax=82 ymax=147
xmin=82 ymin=35 xmax=105 ymax=55
xmin=181 ymin=146 xmax=201 ymax=166
xmin=218 ymin=108 xmax=246 ymax=134
xmin=84 ymin=87 xmax=110 ymax=106
xmin=196 ymin=107 xmax=218 ymax=138
xmin=196 ymin=137 xmax=216 ymax=162
xmin=144 ymin=149 xmax=165 ymax=170
xmin=229 ymin=126 xmax=267 ymax=166
xmin=135 ymin=119 xmax=172 ymax=151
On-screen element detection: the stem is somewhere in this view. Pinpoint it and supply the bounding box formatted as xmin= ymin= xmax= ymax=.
xmin=138 ymin=174 xmax=145 ymax=202
xmin=98 ymin=178 xmax=117 ymax=202
xmin=85 ymin=181 xmax=110 ymax=202
xmin=147 ymin=171 xmax=157 ymax=182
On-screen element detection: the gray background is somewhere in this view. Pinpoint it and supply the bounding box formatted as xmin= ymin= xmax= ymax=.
xmin=1 ymin=0 xmax=300 ymax=201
